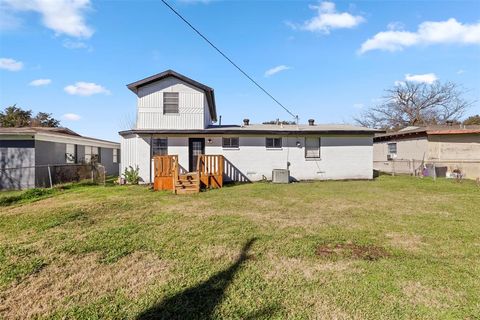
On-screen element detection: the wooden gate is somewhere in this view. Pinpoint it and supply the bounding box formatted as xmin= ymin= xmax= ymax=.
xmin=197 ymin=155 xmax=224 ymax=189
xmin=153 ymin=155 xmax=178 ymax=191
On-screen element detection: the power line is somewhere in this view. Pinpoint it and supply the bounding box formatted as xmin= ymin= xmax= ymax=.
xmin=161 ymin=0 xmax=298 ymax=121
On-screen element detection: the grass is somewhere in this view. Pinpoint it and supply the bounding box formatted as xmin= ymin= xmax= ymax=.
xmin=0 ymin=176 xmax=479 ymax=319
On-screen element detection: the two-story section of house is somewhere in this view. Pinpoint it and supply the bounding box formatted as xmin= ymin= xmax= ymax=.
xmin=119 ymin=70 xmax=380 ymax=183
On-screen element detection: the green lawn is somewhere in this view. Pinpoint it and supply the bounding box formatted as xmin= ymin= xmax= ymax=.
xmin=0 ymin=176 xmax=479 ymax=319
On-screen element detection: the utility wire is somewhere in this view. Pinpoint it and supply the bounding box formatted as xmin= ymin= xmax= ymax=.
xmin=161 ymin=0 xmax=298 ymax=121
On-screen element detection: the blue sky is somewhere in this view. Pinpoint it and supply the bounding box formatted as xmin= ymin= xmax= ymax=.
xmin=1 ymin=0 xmax=479 ymax=142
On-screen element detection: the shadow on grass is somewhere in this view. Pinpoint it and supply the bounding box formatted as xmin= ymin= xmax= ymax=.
xmin=137 ymin=238 xmax=274 ymax=320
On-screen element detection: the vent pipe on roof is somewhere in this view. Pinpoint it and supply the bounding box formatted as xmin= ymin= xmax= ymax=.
xmin=243 ymin=118 xmax=250 ymax=126
xmin=308 ymin=119 xmax=315 ymax=126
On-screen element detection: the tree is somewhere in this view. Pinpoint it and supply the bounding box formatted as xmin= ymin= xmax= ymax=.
xmin=355 ymin=81 xmax=472 ymax=130
xmin=463 ymin=114 xmax=480 ymax=125
xmin=31 ymin=112 xmax=60 ymax=127
xmin=0 ymin=105 xmax=60 ymax=128
xmin=0 ymin=105 xmax=32 ymax=127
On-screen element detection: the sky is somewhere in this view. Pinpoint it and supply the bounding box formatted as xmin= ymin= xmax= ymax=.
xmin=0 ymin=0 xmax=479 ymax=142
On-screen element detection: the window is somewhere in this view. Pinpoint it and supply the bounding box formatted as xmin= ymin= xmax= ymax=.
xmin=222 ymin=137 xmax=239 ymax=148
xmin=152 ymin=138 xmax=168 ymax=156
xmin=66 ymin=144 xmax=77 ymax=163
xmin=113 ymin=149 xmax=118 ymax=163
xmin=266 ymin=137 xmax=282 ymax=149
xmin=305 ymin=137 xmax=321 ymax=158
xmin=85 ymin=146 xmax=100 ymax=163
xmin=163 ymin=92 xmax=179 ymax=114
xmin=388 ymin=143 xmax=397 ymax=155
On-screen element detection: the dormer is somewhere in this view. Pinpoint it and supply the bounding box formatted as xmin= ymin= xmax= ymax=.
xmin=127 ymin=70 xmax=217 ymax=130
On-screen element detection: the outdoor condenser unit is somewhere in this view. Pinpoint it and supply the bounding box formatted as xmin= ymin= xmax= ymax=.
xmin=272 ymin=169 xmax=289 ymax=183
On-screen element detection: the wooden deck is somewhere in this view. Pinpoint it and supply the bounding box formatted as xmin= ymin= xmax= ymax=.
xmin=153 ymin=155 xmax=224 ymax=194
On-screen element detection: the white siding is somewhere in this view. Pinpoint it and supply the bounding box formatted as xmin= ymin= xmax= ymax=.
xmin=136 ymin=77 xmax=210 ymax=130
xmin=128 ymin=134 xmax=373 ymax=183
xmin=120 ymin=134 xmax=151 ymax=183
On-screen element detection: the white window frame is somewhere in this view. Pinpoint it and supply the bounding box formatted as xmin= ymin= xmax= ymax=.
xmin=66 ymin=144 xmax=76 ymax=164
xmin=222 ymin=137 xmax=239 ymax=149
xmin=85 ymin=146 xmax=100 ymax=164
xmin=266 ymin=137 xmax=282 ymax=149
xmin=388 ymin=142 xmax=397 ymax=155
xmin=305 ymin=137 xmax=321 ymax=159
xmin=113 ymin=149 xmax=118 ymax=163
xmin=163 ymin=92 xmax=179 ymax=114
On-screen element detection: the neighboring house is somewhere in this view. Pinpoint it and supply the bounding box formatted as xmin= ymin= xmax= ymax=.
xmin=119 ymin=70 xmax=380 ymax=184
xmin=0 ymin=127 xmax=120 ymax=190
xmin=373 ymin=125 xmax=480 ymax=178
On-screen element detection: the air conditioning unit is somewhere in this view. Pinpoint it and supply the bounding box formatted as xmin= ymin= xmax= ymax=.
xmin=272 ymin=169 xmax=289 ymax=183
xmin=387 ymin=154 xmax=397 ymax=161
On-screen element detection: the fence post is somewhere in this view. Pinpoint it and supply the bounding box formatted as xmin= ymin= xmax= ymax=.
xmin=47 ymin=165 xmax=53 ymax=188
xmin=433 ymin=163 xmax=436 ymax=181
xmin=392 ymin=160 xmax=395 ymax=176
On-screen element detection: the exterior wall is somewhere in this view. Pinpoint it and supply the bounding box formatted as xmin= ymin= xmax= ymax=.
xmin=120 ymin=134 xmax=152 ymax=183
xmin=373 ymin=137 xmax=428 ymax=174
xmin=100 ymin=148 xmax=120 ymax=176
xmin=123 ymin=134 xmax=374 ymax=183
xmin=0 ymin=139 xmax=35 ymax=190
xmin=136 ymin=77 xmax=208 ymax=130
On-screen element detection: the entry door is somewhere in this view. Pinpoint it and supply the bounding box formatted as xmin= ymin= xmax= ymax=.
xmin=189 ymin=138 xmax=205 ymax=172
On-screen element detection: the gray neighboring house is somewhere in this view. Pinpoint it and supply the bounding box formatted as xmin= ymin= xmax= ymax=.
xmin=0 ymin=127 xmax=120 ymax=190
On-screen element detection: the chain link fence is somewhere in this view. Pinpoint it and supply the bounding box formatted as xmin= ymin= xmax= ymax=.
xmin=0 ymin=163 xmax=106 ymax=190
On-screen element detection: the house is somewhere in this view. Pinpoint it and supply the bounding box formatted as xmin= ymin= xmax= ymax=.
xmin=0 ymin=127 xmax=120 ymax=190
xmin=373 ymin=125 xmax=480 ymax=178
xmin=119 ymin=70 xmax=380 ymax=186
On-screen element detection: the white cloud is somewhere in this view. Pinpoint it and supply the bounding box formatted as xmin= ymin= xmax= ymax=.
xmin=353 ymin=103 xmax=364 ymax=109
xmin=64 ymin=82 xmax=110 ymax=96
xmin=264 ymin=65 xmax=291 ymax=77
xmin=3 ymin=0 xmax=94 ymax=38
xmin=359 ymin=18 xmax=480 ymax=54
xmin=62 ymin=39 xmax=92 ymax=50
xmin=456 ymin=69 xmax=465 ymax=75
xmin=405 ymin=73 xmax=438 ymax=84
xmin=0 ymin=57 xmax=23 ymax=71
xmin=63 ymin=113 xmax=81 ymax=121
xmin=29 ymin=78 xmax=51 ymax=86
xmin=289 ymin=1 xmax=365 ymax=34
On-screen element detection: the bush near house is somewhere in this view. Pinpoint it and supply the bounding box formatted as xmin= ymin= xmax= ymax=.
xmin=0 ymin=176 xmax=479 ymax=319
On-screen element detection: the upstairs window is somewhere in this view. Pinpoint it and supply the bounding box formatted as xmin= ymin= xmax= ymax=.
xmin=163 ymin=92 xmax=179 ymax=114
xmin=388 ymin=143 xmax=397 ymax=155
xmin=222 ymin=137 xmax=239 ymax=148
xmin=152 ymin=138 xmax=168 ymax=156
xmin=66 ymin=144 xmax=77 ymax=163
xmin=305 ymin=137 xmax=321 ymax=158
xmin=266 ymin=137 xmax=282 ymax=149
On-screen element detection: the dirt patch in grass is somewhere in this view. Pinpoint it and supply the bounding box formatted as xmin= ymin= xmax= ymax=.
xmin=316 ymin=243 xmax=390 ymax=261
xmin=0 ymin=251 xmax=170 ymax=320
xmin=386 ymin=232 xmax=424 ymax=251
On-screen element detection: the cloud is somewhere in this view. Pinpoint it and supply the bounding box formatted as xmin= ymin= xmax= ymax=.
xmin=0 ymin=57 xmax=23 ymax=71
xmin=353 ymin=103 xmax=364 ymax=109
xmin=64 ymin=82 xmax=110 ymax=96
xmin=62 ymin=39 xmax=92 ymax=51
xmin=456 ymin=69 xmax=465 ymax=75
xmin=3 ymin=0 xmax=94 ymax=38
xmin=264 ymin=65 xmax=291 ymax=77
xmin=405 ymin=73 xmax=438 ymax=84
xmin=359 ymin=18 xmax=480 ymax=54
xmin=288 ymin=1 xmax=365 ymax=34
xmin=62 ymin=113 xmax=81 ymax=121
xmin=29 ymin=78 xmax=51 ymax=86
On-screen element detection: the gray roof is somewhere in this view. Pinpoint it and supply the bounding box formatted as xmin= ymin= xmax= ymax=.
xmin=119 ymin=123 xmax=380 ymax=136
xmin=374 ymin=125 xmax=480 ymax=141
xmin=126 ymin=69 xmax=217 ymax=122
xmin=0 ymin=127 xmax=119 ymax=145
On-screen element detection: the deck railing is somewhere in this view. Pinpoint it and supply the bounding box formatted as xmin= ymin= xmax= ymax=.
xmin=153 ymin=155 xmax=178 ymax=191
xmin=197 ymin=154 xmax=224 ymax=189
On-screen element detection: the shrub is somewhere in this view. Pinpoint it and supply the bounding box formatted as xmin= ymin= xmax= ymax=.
xmin=122 ymin=166 xmax=140 ymax=185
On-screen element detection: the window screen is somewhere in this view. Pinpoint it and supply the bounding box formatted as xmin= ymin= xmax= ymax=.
xmin=66 ymin=144 xmax=76 ymax=163
xmin=388 ymin=143 xmax=397 ymax=154
xmin=266 ymin=137 xmax=282 ymax=148
xmin=305 ymin=137 xmax=321 ymax=158
xmin=163 ymin=92 xmax=179 ymax=114
xmin=152 ymin=138 xmax=168 ymax=156
xmin=222 ymin=137 xmax=239 ymax=148
xmin=113 ymin=149 xmax=118 ymax=163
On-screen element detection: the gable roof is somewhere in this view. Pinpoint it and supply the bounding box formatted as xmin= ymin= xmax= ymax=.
xmin=126 ymin=69 xmax=217 ymax=122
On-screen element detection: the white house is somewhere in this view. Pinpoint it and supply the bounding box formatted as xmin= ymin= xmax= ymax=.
xmin=119 ymin=70 xmax=379 ymax=183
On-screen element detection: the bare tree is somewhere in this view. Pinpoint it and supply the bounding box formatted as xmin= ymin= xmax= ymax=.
xmin=355 ymin=81 xmax=472 ymax=129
